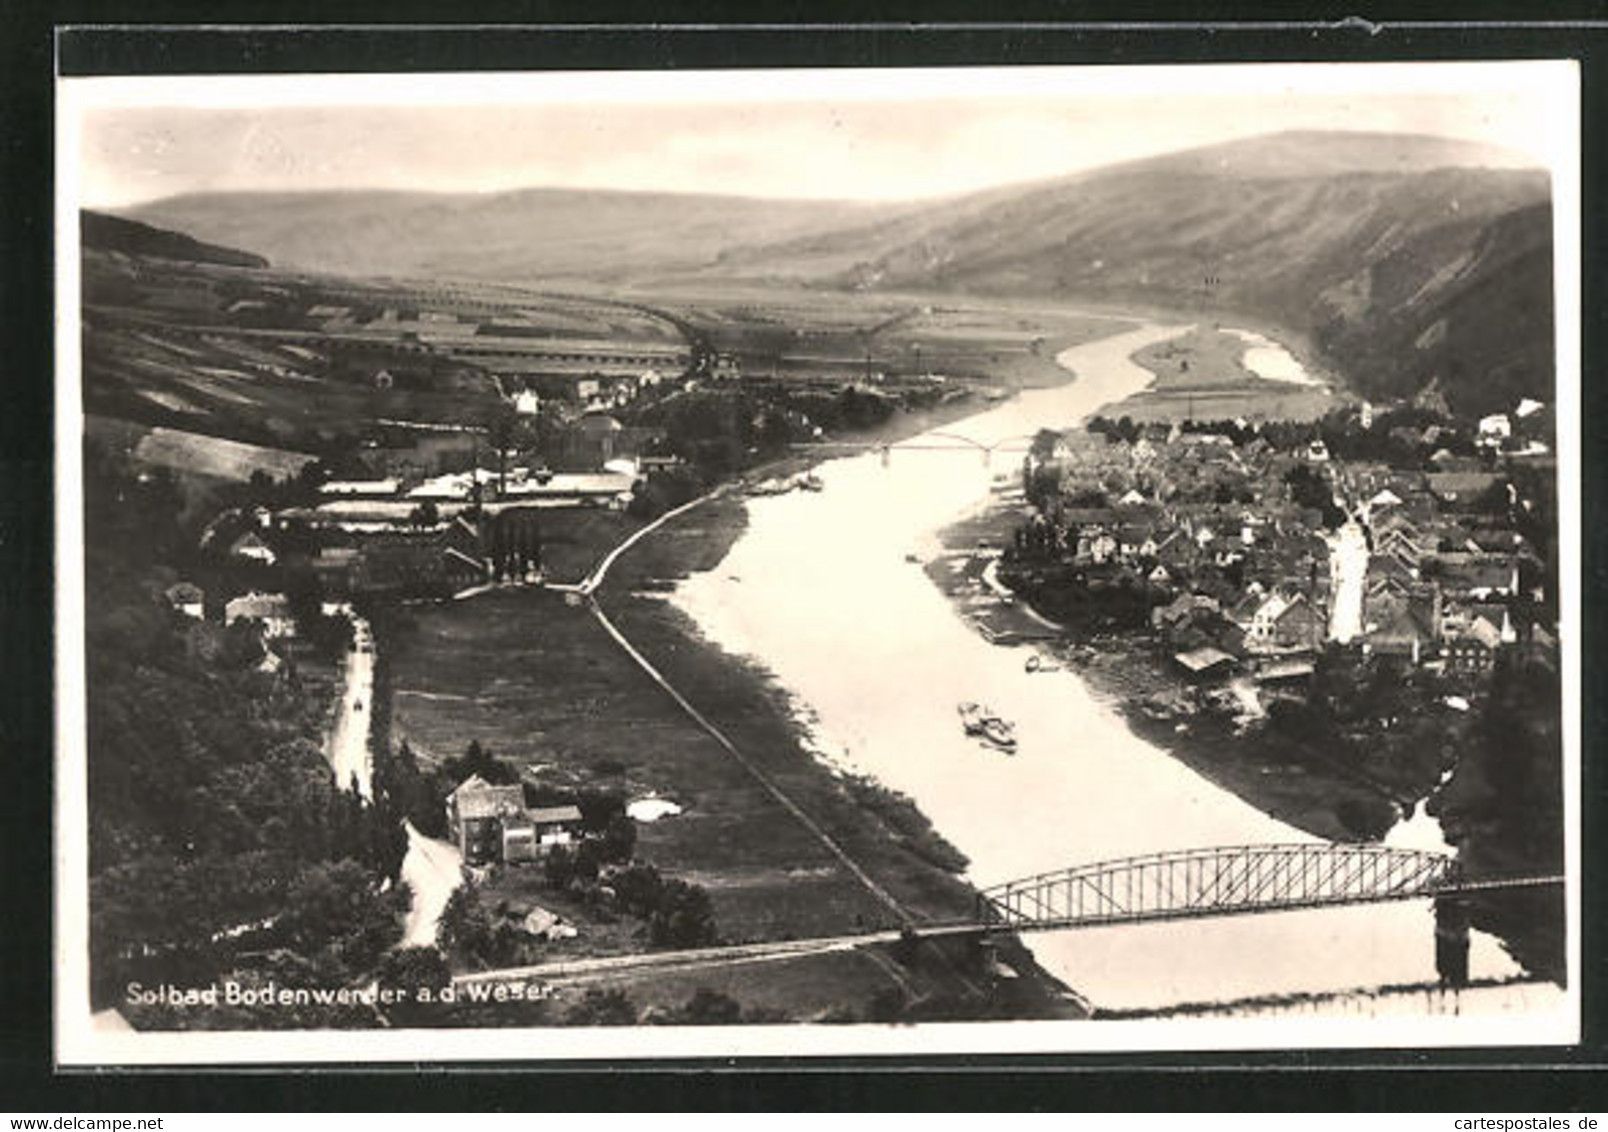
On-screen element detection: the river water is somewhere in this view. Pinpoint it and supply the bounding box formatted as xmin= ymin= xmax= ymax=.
xmin=1222 ymin=327 xmax=1329 ymax=388
xmin=672 ymin=322 xmax=1555 ymax=1019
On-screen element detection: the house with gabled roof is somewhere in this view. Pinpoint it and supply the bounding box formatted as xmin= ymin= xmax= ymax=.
xmin=1364 ymin=594 xmax=1435 ymax=664
xmin=1241 ymin=590 xmax=1323 ymax=653
xmin=445 ymin=774 xmax=528 ymax=865
xmin=228 ymin=530 xmax=278 ymax=565
xmin=501 ymin=805 xmax=584 ymax=863
xmin=1444 ymin=617 xmax=1503 ymax=679
xmin=1367 ymin=552 xmax=1418 ymax=596
xmin=1433 ymin=553 xmax=1519 ymax=600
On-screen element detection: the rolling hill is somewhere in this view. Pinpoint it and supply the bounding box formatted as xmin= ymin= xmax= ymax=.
xmin=119 ymin=188 xmax=908 ymax=282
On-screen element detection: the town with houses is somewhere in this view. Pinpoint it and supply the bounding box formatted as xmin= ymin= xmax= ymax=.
xmin=1006 ymin=389 xmax=1557 ymax=708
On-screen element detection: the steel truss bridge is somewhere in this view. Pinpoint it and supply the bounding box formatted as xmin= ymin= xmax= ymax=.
xmin=793 ymin=431 xmax=1039 ymax=466
xmin=450 ymin=845 xmax=1562 ymax=988
xmin=974 ymin=843 xmax=1563 ymax=933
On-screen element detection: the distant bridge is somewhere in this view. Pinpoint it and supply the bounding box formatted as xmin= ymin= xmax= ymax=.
xmin=794 ymin=432 xmax=1040 ymax=466
xmin=975 ymin=843 xmax=1563 ymax=933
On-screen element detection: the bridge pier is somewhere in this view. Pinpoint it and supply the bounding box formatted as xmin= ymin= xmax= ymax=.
xmin=1434 ymin=895 xmax=1470 ymax=989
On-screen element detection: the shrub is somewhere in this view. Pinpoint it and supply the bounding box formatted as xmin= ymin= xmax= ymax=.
xmin=599 ymin=813 xmax=637 ymax=864
xmin=544 ymin=845 xmax=574 ymax=890
xmin=648 ymin=879 xmax=719 ymax=949
xmin=673 ymin=988 xmax=742 ymax=1025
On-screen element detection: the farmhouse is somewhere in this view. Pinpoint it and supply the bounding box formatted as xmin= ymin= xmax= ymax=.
xmin=1365 ymin=600 xmax=1434 ymax=664
xmin=445 ymin=776 xmax=584 ymax=866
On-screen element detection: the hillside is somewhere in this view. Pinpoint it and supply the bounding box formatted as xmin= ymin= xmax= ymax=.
xmin=707 ymin=131 xmax=1555 ymax=414
xmin=81 ymin=209 xmax=269 ymax=269
xmin=120 ymin=188 xmax=908 ymax=282
xmin=1315 ymin=199 xmax=1554 ymax=416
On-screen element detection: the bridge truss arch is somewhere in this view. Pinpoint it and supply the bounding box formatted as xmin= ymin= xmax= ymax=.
xmin=893 ymin=431 xmax=1041 ymax=454
xmin=976 ymin=843 xmax=1468 ymax=931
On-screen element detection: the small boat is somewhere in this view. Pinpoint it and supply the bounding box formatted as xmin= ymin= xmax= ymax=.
xmin=958 ymin=701 xmax=1017 ymax=752
xmin=797 ymin=473 xmax=824 ymax=492
xmin=978 ymin=717 xmax=1017 ymax=751
xmin=1024 ymin=654 xmax=1061 ymax=674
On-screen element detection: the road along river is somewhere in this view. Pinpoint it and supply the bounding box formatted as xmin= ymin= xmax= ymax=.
xmin=671 ymin=321 xmax=1558 ymax=1018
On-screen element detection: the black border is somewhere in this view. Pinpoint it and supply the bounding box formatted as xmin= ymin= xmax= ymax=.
xmin=6 ymin=7 xmax=1607 ymax=1111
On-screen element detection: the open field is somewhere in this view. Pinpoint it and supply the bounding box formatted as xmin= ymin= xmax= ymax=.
xmin=83 ymin=321 xmax=509 ymax=453
xmin=632 ymin=284 xmax=1142 ymax=390
xmin=85 ymin=413 xmax=317 ymax=481
xmin=79 ymin=250 xmax=695 ymax=463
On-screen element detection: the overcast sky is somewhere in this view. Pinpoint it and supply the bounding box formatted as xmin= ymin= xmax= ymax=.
xmin=67 ymin=63 xmax=1573 ymax=208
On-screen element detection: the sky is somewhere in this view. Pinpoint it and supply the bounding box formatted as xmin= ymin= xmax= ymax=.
xmin=66 ymin=62 xmax=1574 ymax=208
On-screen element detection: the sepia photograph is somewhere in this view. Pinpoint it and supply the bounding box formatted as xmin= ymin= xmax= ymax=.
xmin=52 ymin=58 xmax=1581 ymax=1065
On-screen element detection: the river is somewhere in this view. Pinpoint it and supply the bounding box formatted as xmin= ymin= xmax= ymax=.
xmin=1221 ymin=327 xmax=1329 ymax=388
xmin=671 ymin=321 xmax=1558 ymax=1019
